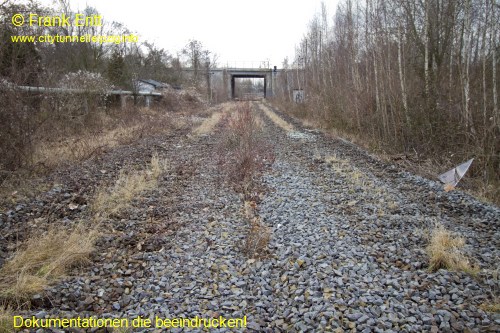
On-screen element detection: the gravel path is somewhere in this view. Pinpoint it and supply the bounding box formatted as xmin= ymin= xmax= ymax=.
xmin=2 ymin=101 xmax=499 ymax=332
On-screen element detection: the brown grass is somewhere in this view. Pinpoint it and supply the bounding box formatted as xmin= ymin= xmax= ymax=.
xmin=258 ymin=103 xmax=295 ymax=132
xmin=252 ymin=112 xmax=265 ymax=130
xmin=426 ymin=225 xmax=478 ymax=273
xmin=92 ymin=153 xmax=166 ymax=217
xmin=0 ymin=224 xmax=97 ymax=303
xmin=33 ymin=125 xmax=142 ymax=169
xmin=216 ymin=102 xmax=274 ymax=189
xmin=480 ymin=301 xmax=500 ymax=313
xmin=213 ymin=104 xmax=274 ymax=258
xmin=193 ymin=111 xmax=224 ymax=136
xmin=31 ymin=106 xmax=174 ymax=171
xmin=192 ymin=103 xmax=233 ymax=136
xmin=244 ymin=217 xmax=271 ymax=258
xmin=1 ymin=107 xmax=178 ymax=207
xmin=0 ymin=306 xmax=13 ymax=333
xmin=242 ymin=201 xmax=271 ymax=258
xmin=325 ymin=154 xmax=345 ymax=165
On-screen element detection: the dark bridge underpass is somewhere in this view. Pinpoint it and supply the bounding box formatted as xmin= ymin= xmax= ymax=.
xmin=231 ymin=75 xmax=267 ymax=99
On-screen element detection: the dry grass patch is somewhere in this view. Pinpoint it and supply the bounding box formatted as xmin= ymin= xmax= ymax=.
xmin=244 ymin=217 xmax=271 ymax=258
xmin=298 ymin=117 xmax=318 ymax=129
xmin=192 ymin=103 xmax=233 ymax=136
xmin=242 ymin=201 xmax=271 ymax=258
xmin=325 ymin=154 xmax=347 ymax=166
xmin=252 ymin=113 xmax=265 ymax=130
xmin=349 ymin=168 xmax=367 ymax=187
xmin=479 ymin=270 xmax=500 ymax=313
xmin=0 ymin=306 xmax=13 ymax=333
xmin=193 ymin=111 xmax=225 ymax=136
xmin=92 ymin=153 xmax=166 ymax=217
xmin=426 ymin=225 xmax=478 ymax=273
xmin=0 ymin=224 xmax=97 ymax=303
xmin=33 ymin=125 xmax=142 ymax=169
xmin=325 ymin=155 xmax=369 ymax=187
xmin=258 ymin=104 xmax=295 ymax=132
xmin=480 ymin=301 xmax=500 ymax=313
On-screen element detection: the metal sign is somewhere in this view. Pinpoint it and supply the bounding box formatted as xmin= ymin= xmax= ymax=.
xmin=438 ymin=158 xmax=474 ymax=191
xmin=293 ymin=89 xmax=304 ymax=103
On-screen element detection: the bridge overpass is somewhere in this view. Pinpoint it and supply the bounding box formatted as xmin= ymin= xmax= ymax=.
xmin=224 ymin=67 xmax=274 ymax=99
xmin=183 ymin=65 xmax=279 ymax=99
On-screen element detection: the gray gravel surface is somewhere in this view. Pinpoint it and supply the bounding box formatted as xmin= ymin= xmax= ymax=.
xmin=1 ymin=101 xmax=498 ymax=332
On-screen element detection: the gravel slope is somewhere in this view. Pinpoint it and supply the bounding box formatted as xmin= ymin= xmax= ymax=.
xmin=1 ymin=101 xmax=498 ymax=333
xmin=254 ymin=102 xmax=499 ymax=332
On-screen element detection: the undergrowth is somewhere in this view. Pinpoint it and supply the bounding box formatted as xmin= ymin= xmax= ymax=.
xmin=216 ymin=102 xmax=274 ymax=194
xmin=216 ymin=102 xmax=274 ymax=258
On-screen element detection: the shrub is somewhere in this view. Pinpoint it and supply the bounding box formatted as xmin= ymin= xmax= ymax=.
xmin=216 ymin=102 xmax=274 ymax=191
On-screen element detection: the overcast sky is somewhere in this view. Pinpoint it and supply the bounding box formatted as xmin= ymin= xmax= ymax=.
xmin=40 ymin=0 xmax=338 ymax=68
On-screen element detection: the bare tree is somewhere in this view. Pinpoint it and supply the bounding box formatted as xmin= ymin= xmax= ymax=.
xmin=277 ymin=0 xmax=499 ymax=200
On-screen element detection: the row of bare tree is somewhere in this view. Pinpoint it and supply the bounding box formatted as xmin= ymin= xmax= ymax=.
xmin=0 ymin=0 xmax=216 ymax=89
xmin=276 ymin=0 xmax=499 ymax=192
xmin=0 ymin=0 xmax=216 ymax=172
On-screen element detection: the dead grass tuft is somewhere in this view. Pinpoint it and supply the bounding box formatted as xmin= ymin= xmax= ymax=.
xmin=92 ymin=171 xmax=150 ymax=217
xmin=216 ymin=102 xmax=274 ymax=188
xmin=150 ymin=152 xmax=163 ymax=179
xmin=426 ymin=225 xmax=478 ymax=273
xmin=325 ymin=154 xmax=345 ymax=165
xmin=480 ymin=300 xmax=500 ymax=313
xmin=244 ymin=217 xmax=271 ymax=258
xmin=0 ymin=306 xmax=13 ymax=333
xmin=33 ymin=125 xmax=143 ymax=169
xmin=242 ymin=201 xmax=270 ymax=258
xmin=92 ymin=153 xmax=166 ymax=217
xmin=0 ymin=224 xmax=97 ymax=303
xmin=258 ymin=104 xmax=295 ymax=132
xmin=193 ymin=111 xmax=224 ymax=136
xmin=192 ymin=103 xmax=233 ymax=136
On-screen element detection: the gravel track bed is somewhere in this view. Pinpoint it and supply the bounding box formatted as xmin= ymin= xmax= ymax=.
xmin=1 ymin=102 xmax=498 ymax=333
xmin=256 ymin=102 xmax=499 ymax=332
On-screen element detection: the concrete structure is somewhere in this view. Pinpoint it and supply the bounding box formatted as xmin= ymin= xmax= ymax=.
xmin=224 ymin=68 xmax=274 ymax=99
xmin=182 ymin=66 xmax=278 ymax=100
xmin=7 ymin=84 xmax=161 ymax=109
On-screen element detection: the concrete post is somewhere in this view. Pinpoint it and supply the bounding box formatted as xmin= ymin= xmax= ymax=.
xmin=120 ymin=95 xmax=126 ymax=109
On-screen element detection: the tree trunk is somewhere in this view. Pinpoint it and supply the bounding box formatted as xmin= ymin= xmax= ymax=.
xmin=398 ymin=20 xmax=410 ymax=128
xmin=492 ymin=0 xmax=499 ymax=130
xmin=462 ymin=0 xmax=473 ymax=134
xmin=424 ymin=0 xmax=430 ymax=98
xmin=481 ymin=4 xmax=489 ymax=129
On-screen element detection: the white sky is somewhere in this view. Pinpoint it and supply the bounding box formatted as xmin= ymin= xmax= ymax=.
xmin=39 ymin=0 xmax=338 ymax=68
